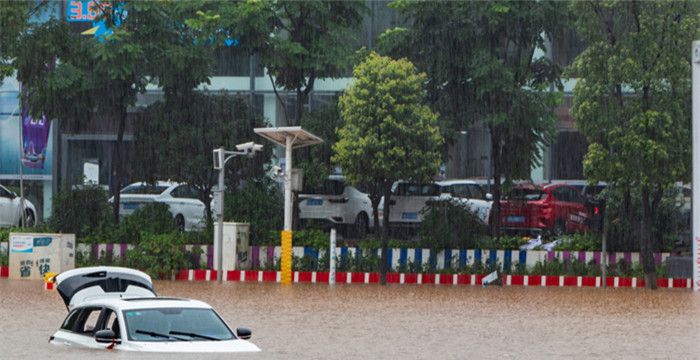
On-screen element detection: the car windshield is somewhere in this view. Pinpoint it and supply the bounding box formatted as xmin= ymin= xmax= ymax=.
xmin=121 ymin=184 xmax=169 ymax=195
xmin=506 ymin=188 xmax=546 ymax=201
xmin=123 ymin=308 xmax=234 ymax=342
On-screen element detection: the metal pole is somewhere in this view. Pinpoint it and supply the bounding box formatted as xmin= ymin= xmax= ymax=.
xmin=601 ymin=226 xmax=607 ymax=289
xmin=216 ymin=147 xmax=225 ymax=284
xmin=18 ymin=106 xmax=26 ymax=228
xmin=284 ymin=136 xmax=293 ymax=231
xmin=691 ymin=41 xmax=700 ymax=292
xmin=329 ymin=228 xmax=336 ymax=286
xmin=280 ymin=136 xmax=294 ymax=285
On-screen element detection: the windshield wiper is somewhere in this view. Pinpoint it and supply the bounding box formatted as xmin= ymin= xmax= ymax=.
xmin=135 ymin=329 xmax=185 ymax=341
xmin=169 ymin=330 xmax=221 ymax=341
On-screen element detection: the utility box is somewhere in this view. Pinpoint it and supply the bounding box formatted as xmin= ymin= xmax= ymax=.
xmin=9 ymin=233 xmax=75 ymax=280
xmin=215 ymin=223 xmax=250 ymax=270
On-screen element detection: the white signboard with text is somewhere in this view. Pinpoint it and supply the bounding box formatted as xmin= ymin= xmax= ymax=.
xmin=9 ymin=233 xmax=75 ymax=280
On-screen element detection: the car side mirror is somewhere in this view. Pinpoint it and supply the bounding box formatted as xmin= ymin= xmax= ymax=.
xmin=9 ymin=192 xmax=17 ymax=199
xmin=485 ymin=193 xmax=493 ymax=201
xmin=94 ymin=329 xmax=117 ymax=344
xmin=236 ymin=327 xmax=252 ymax=340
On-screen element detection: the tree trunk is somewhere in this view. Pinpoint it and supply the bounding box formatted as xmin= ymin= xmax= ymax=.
xmin=380 ymin=187 xmax=392 ymax=285
xmin=112 ymin=103 xmax=127 ymax=226
xmin=490 ymin=128 xmax=502 ymax=240
xmin=640 ymin=190 xmax=657 ymax=289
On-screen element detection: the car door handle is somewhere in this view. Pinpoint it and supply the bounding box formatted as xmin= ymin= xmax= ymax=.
xmin=63 ymin=341 xmax=71 ymax=346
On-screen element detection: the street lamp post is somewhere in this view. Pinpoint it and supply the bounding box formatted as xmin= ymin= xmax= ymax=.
xmin=254 ymin=127 xmax=323 ymax=285
xmin=212 ymin=142 xmax=263 ymax=284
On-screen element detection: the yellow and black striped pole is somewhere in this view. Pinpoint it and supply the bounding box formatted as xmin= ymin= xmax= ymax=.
xmin=280 ymin=230 xmax=293 ymax=284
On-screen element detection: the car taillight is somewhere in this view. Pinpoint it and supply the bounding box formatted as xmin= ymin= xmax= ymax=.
xmin=329 ymin=197 xmax=349 ymax=203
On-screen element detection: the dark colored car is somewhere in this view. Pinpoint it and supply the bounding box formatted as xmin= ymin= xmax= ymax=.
xmin=498 ymin=183 xmax=591 ymax=236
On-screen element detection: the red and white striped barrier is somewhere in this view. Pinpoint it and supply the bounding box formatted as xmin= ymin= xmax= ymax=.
xmin=0 ymin=266 xmax=690 ymax=289
xmin=172 ymin=269 xmax=693 ymax=289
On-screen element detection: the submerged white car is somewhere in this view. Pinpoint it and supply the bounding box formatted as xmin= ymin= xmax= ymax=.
xmin=50 ymin=267 xmax=260 ymax=353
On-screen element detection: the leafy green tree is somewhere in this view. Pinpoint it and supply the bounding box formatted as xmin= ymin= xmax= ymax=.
xmin=379 ymin=1 xmax=565 ymax=238
xmin=333 ymin=52 xmax=442 ymax=283
xmin=132 ymin=93 xmax=270 ymax=229
xmin=14 ymin=2 xmax=212 ymax=223
xmin=571 ymin=1 xmax=698 ymax=288
xmin=0 ymin=1 xmax=32 ymax=83
xmin=187 ymin=0 xmax=365 ymax=125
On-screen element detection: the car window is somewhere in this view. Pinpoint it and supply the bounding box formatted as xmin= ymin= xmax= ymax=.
xmin=82 ymin=308 xmax=102 ymax=334
xmin=0 ymin=186 xmax=12 ymax=198
xmin=103 ymin=309 xmax=121 ymax=338
xmin=303 ymin=179 xmax=345 ymax=195
xmin=61 ymin=309 xmax=81 ymax=332
xmin=506 ymin=188 xmax=545 ymax=201
xmin=397 ymin=183 xmax=439 ymax=196
xmin=468 ymin=184 xmax=485 ymax=199
xmin=551 ymin=187 xmax=568 ymax=202
xmin=121 ymin=184 xmax=168 ymax=195
xmin=186 ymin=186 xmax=201 ymax=199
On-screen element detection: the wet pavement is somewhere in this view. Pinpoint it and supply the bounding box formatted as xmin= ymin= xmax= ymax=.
xmin=1 ymin=279 xmax=699 ymax=359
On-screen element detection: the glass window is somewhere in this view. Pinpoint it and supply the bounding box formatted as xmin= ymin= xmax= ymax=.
xmin=61 ymin=309 xmax=81 ymax=332
xmin=396 ymin=183 xmax=439 ymax=196
xmin=507 ymin=188 xmax=546 ymax=201
xmin=121 ymin=184 xmax=168 ymax=195
xmin=303 ymin=179 xmax=345 ymax=195
xmin=80 ymin=308 xmax=103 ymax=334
xmin=123 ymin=308 xmax=234 ymax=342
xmin=0 ymin=185 xmax=12 ymax=198
xmin=468 ymin=184 xmax=485 ymax=199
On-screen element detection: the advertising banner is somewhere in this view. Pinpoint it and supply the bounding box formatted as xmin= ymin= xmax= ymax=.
xmin=0 ymin=88 xmax=53 ymax=179
xmin=21 ymin=108 xmax=51 ymax=169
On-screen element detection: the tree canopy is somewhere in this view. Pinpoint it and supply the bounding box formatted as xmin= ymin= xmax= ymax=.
xmin=571 ymin=0 xmax=699 ymax=288
xmin=380 ymin=0 xmax=565 ymax=237
xmin=333 ymin=52 xmax=442 ymax=283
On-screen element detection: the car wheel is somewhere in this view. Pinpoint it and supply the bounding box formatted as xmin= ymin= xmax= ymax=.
xmin=175 ymin=214 xmax=185 ymax=232
xmin=353 ymin=213 xmax=368 ymax=239
xmin=21 ymin=210 xmax=35 ymax=227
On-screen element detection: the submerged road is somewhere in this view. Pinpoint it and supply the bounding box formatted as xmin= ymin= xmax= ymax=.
xmin=0 ymin=279 xmax=698 ymax=359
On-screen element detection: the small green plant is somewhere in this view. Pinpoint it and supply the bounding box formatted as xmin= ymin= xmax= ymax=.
xmin=47 ymin=185 xmax=111 ymax=238
xmin=0 ymin=251 xmax=7 ymax=267
xmin=419 ymin=198 xmax=485 ymax=249
xmin=124 ymin=233 xmax=190 ymax=279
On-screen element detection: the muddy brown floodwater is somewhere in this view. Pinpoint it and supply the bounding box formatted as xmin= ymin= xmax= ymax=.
xmin=1 ymin=279 xmax=699 ymax=359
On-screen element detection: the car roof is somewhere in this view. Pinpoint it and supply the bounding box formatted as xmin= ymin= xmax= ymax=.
xmin=126 ymin=181 xmax=181 ymax=188
xmin=75 ymin=297 xmax=212 ymax=311
xmin=436 ymin=179 xmax=479 ymax=186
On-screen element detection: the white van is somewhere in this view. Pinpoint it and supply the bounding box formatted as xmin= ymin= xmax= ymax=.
xmin=298 ymin=175 xmax=374 ymax=238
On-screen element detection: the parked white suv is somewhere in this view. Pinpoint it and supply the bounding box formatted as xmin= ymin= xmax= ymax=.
xmin=0 ymin=184 xmax=37 ymax=227
xmin=378 ymin=181 xmax=441 ymax=228
xmin=436 ymin=179 xmax=493 ymax=225
xmin=299 ymin=175 xmax=374 ymax=238
xmin=113 ymin=181 xmax=206 ymax=231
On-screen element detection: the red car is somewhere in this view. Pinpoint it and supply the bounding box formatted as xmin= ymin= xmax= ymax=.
xmin=497 ymin=183 xmax=591 ymax=236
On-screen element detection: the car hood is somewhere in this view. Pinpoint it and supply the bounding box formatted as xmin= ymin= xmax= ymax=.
xmin=55 ymin=267 xmax=156 ymax=310
xmin=120 ymin=339 xmax=261 ymax=353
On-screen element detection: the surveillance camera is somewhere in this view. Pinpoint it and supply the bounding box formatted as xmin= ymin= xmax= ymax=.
xmin=236 ymin=142 xmax=254 ymax=151
xmin=273 ymin=165 xmax=283 ymax=177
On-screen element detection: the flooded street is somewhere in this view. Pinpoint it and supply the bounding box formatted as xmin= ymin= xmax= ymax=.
xmin=1 ymin=279 xmax=699 ymax=359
